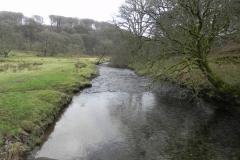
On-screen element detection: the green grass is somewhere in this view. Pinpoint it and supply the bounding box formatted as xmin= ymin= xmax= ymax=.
xmin=0 ymin=90 xmax=69 ymax=135
xmin=0 ymin=58 xmax=96 ymax=92
xmin=129 ymin=53 xmax=240 ymax=99
xmin=0 ymin=52 xmax=98 ymax=157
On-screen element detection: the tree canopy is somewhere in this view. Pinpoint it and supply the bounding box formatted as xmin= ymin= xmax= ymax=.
xmin=0 ymin=11 xmax=117 ymax=56
xmin=114 ymin=0 xmax=240 ymax=102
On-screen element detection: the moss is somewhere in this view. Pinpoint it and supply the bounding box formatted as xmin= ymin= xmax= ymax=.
xmin=218 ymin=87 xmax=226 ymax=94
xmin=215 ymin=56 xmax=240 ymax=64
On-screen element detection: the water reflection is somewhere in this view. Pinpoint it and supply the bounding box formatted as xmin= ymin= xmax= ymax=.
xmin=35 ymin=64 xmax=240 ymax=160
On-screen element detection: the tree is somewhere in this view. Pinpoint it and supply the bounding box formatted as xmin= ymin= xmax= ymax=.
xmin=60 ymin=32 xmax=71 ymax=54
xmin=81 ymin=33 xmax=97 ymax=54
xmin=0 ymin=23 xmax=16 ymax=57
xmin=113 ymin=0 xmax=155 ymax=66
xmin=38 ymin=29 xmax=64 ymax=56
xmin=110 ymin=33 xmax=135 ymax=68
xmin=49 ymin=15 xmax=62 ymax=27
xmin=115 ymin=0 xmax=240 ymax=100
xmin=32 ymin=15 xmax=44 ymax=25
xmin=79 ymin=19 xmax=95 ymax=29
xmin=49 ymin=15 xmax=80 ymax=28
xmin=21 ymin=16 xmax=44 ymax=50
xmin=115 ymin=0 xmax=152 ymax=36
xmin=95 ymin=39 xmax=114 ymax=64
xmin=64 ymin=17 xmax=79 ymax=27
xmin=0 ymin=11 xmax=24 ymax=26
xmin=74 ymin=25 xmax=89 ymax=34
xmin=69 ymin=34 xmax=85 ymax=55
xmin=92 ymin=22 xmax=121 ymax=64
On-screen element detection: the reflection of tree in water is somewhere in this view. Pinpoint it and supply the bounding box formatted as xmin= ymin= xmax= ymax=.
xmin=160 ymin=99 xmax=240 ymax=160
xmin=146 ymin=94 xmax=240 ymax=159
xmin=151 ymin=89 xmax=240 ymax=159
xmin=84 ymin=65 xmax=240 ymax=160
xmin=86 ymin=90 xmax=240 ymax=160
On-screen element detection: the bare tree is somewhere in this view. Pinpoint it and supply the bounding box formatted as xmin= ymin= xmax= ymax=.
xmin=0 ymin=11 xmax=24 ymax=26
xmin=115 ymin=0 xmax=153 ymax=36
xmin=49 ymin=15 xmax=64 ymax=27
xmin=38 ymin=29 xmax=64 ymax=56
xmin=32 ymin=15 xmax=44 ymax=25
xmin=115 ymin=0 xmax=240 ymax=100
xmin=95 ymin=39 xmax=113 ymax=64
xmin=0 ymin=23 xmax=16 ymax=57
xmin=69 ymin=34 xmax=85 ymax=55
xmin=21 ymin=17 xmax=44 ymax=50
xmin=79 ymin=19 xmax=95 ymax=30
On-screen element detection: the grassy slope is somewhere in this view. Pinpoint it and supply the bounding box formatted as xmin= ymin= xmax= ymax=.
xmin=209 ymin=43 xmax=240 ymax=88
xmin=129 ymin=42 xmax=240 ymax=102
xmin=0 ymin=53 xmax=98 ymax=158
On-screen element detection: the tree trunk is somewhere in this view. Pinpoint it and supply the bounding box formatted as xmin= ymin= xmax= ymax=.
xmin=96 ymin=51 xmax=106 ymax=65
xmin=197 ymin=59 xmax=240 ymax=97
xmin=4 ymin=50 xmax=10 ymax=57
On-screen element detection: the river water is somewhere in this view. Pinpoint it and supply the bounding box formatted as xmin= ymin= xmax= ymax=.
xmin=33 ymin=63 xmax=240 ymax=160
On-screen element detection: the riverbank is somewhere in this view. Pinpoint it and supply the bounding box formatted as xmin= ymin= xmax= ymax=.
xmin=125 ymin=43 xmax=240 ymax=106
xmin=129 ymin=62 xmax=240 ymax=106
xmin=0 ymin=53 xmax=98 ymax=159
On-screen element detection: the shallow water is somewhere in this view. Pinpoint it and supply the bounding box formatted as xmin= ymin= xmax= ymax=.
xmin=34 ymin=63 xmax=240 ymax=160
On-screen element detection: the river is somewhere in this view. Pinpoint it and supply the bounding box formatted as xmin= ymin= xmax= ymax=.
xmin=32 ymin=63 xmax=240 ymax=160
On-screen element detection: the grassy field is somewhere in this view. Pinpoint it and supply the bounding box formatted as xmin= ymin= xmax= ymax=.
xmin=0 ymin=52 xmax=98 ymax=158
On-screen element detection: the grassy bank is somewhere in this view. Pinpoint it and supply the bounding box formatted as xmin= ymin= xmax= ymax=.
xmin=128 ymin=43 xmax=240 ymax=105
xmin=0 ymin=52 xmax=98 ymax=159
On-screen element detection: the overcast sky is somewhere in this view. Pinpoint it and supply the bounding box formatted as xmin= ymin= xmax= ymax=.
xmin=0 ymin=0 xmax=125 ymax=24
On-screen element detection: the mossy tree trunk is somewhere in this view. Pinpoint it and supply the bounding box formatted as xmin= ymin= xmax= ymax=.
xmin=197 ymin=56 xmax=240 ymax=97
